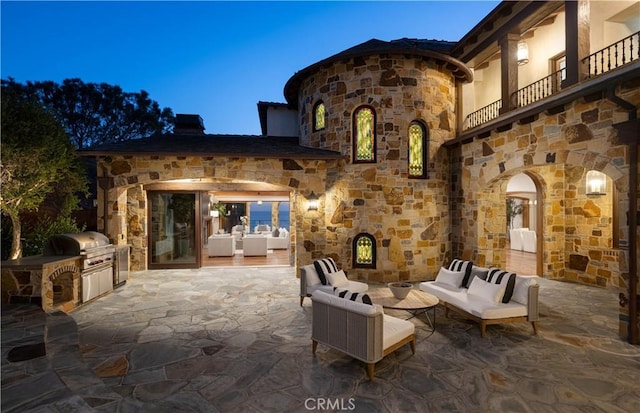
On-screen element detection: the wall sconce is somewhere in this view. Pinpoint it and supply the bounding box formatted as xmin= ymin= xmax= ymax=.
xmin=307 ymin=192 xmax=319 ymax=211
xmin=517 ymin=40 xmax=529 ymax=65
xmin=586 ymin=170 xmax=607 ymax=196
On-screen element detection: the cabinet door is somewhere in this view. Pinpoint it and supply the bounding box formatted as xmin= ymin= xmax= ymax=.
xmin=98 ymin=267 xmax=114 ymax=295
xmin=82 ymin=274 xmax=96 ymax=302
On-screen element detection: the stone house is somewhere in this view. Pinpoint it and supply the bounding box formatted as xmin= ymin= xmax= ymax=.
xmin=81 ymin=1 xmax=639 ymax=342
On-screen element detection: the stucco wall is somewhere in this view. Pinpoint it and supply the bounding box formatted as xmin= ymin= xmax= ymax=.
xmin=296 ymin=54 xmax=458 ymax=282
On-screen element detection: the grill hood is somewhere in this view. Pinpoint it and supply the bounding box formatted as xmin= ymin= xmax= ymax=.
xmin=43 ymin=231 xmax=111 ymax=256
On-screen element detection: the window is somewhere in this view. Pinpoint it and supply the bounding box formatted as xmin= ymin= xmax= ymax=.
xmin=408 ymin=121 xmax=428 ymax=178
xmin=353 ymin=233 xmax=376 ymax=268
xmin=550 ymin=53 xmax=566 ymax=92
xmin=353 ymin=106 xmax=376 ymax=163
xmin=313 ymin=101 xmax=325 ymax=131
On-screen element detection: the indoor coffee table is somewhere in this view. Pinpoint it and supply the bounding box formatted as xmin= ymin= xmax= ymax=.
xmin=369 ymin=289 xmax=439 ymax=331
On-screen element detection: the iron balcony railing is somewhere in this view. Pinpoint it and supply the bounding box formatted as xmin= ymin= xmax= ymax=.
xmin=584 ymin=31 xmax=639 ymax=78
xmin=463 ymin=99 xmax=502 ymax=130
xmin=512 ymin=69 xmax=565 ymax=108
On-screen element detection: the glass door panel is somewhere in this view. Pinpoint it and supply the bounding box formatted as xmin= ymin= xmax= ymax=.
xmin=149 ymin=192 xmax=199 ymax=268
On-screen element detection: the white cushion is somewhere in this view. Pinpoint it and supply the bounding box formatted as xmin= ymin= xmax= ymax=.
xmin=447 ymin=293 xmax=528 ymax=319
xmin=326 ymin=270 xmax=349 ymax=287
xmin=512 ymin=275 xmax=539 ymax=305
xmin=435 ymin=267 xmax=465 ymax=288
xmin=382 ymin=314 xmax=415 ymax=351
xmin=467 ymin=276 xmax=505 ymax=304
xmin=420 ymin=280 xmax=529 ymax=320
xmin=419 ymin=281 xmax=463 ymax=298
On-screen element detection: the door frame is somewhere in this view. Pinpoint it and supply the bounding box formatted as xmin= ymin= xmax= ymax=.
xmin=147 ymin=190 xmax=202 ymax=269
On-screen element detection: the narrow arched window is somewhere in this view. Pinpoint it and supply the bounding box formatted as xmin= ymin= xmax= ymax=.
xmin=408 ymin=121 xmax=428 ymax=178
xmin=353 ymin=106 xmax=376 ymax=163
xmin=313 ymin=101 xmax=325 ymax=131
xmin=353 ymin=232 xmax=376 ymax=269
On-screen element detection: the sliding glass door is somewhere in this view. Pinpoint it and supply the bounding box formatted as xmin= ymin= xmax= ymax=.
xmin=148 ymin=191 xmax=200 ymax=268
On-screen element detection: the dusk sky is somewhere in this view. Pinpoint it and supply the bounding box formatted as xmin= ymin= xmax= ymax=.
xmin=2 ymin=1 xmax=500 ymax=136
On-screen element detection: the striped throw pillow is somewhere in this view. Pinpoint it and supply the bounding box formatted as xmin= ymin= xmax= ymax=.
xmin=333 ymin=287 xmax=373 ymax=305
xmin=314 ymin=258 xmax=339 ymax=285
xmin=486 ymin=268 xmax=517 ymax=303
xmin=448 ymin=259 xmax=474 ymax=288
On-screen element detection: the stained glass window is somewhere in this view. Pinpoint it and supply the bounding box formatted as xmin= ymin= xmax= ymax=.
xmin=313 ymin=101 xmax=325 ymax=131
xmin=353 ymin=233 xmax=376 ymax=268
xmin=408 ymin=121 xmax=428 ymax=178
xmin=353 ymin=106 xmax=376 ymax=163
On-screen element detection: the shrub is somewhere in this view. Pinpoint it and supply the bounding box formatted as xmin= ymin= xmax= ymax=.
xmin=21 ymin=216 xmax=85 ymax=257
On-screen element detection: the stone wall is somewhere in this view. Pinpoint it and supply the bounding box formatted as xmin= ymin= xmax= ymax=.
xmin=296 ymin=54 xmax=458 ymax=282
xmin=452 ymin=84 xmax=637 ymax=292
xmin=1 ymin=256 xmax=82 ymax=313
xmin=96 ymin=155 xmax=327 ymax=271
xmin=565 ymin=170 xmax=616 ymax=286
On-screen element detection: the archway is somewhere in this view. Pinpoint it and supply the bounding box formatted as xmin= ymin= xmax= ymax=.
xmin=506 ymin=172 xmax=543 ymax=275
xmin=476 ymin=168 xmax=546 ymax=277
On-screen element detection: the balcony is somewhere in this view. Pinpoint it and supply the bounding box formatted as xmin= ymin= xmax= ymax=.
xmin=463 ymin=31 xmax=639 ymax=131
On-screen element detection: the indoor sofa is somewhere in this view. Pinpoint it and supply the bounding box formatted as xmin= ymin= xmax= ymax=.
xmin=419 ymin=260 xmax=539 ymax=337
xmin=266 ymin=228 xmax=289 ymax=250
xmin=207 ymin=235 xmax=236 ymax=257
xmin=311 ymin=290 xmax=415 ymax=380
xmin=242 ymin=235 xmax=268 ymax=256
xmin=299 ymin=258 xmax=368 ymax=306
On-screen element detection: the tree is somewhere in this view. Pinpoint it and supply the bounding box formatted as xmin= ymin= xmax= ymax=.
xmin=1 ymin=78 xmax=174 ymax=149
xmin=1 ymin=92 xmax=88 ymax=259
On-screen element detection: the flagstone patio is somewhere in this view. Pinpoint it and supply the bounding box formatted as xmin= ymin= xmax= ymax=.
xmin=2 ymin=267 xmax=639 ymax=412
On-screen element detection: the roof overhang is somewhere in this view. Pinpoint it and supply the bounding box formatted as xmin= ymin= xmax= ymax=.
xmin=79 ymin=134 xmax=344 ymax=161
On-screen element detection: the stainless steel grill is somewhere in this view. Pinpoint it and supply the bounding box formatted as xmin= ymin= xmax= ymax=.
xmin=43 ymin=231 xmax=115 ymax=302
xmin=43 ymin=231 xmax=115 ymax=270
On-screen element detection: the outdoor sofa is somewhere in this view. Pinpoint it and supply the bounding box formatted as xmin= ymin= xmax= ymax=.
xmin=419 ymin=260 xmax=539 ymax=337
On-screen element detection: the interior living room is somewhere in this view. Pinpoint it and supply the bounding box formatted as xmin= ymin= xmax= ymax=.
xmin=142 ymin=179 xmax=294 ymax=269
xmin=203 ymin=189 xmax=291 ymax=267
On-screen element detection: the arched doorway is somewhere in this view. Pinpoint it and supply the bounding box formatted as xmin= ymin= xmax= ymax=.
xmin=506 ymin=172 xmax=543 ymax=275
xmin=475 ymin=168 xmax=545 ymax=277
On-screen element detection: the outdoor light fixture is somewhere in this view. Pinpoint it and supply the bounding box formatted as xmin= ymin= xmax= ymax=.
xmin=517 ymin=40 xmax=529 ymax=65
xmin=307 ymin=192 xmax=319 ymax=211
xmin=586 ymin=170 xmax=607 ymax=196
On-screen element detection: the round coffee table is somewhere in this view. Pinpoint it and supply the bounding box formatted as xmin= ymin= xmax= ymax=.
xmin=369 ymin=289 xmax=439 ymax=330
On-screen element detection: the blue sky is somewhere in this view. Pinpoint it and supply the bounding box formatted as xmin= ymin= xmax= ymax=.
xmin=1 ymin=1 xmax=499 ymax=135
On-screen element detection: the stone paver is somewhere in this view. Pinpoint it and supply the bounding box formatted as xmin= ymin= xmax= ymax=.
xmin=2 ymin=267 xmax=639 ymax=412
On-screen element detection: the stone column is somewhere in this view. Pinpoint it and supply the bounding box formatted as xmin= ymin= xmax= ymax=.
xmin=272 ymin=201 xmax=280 ymax=229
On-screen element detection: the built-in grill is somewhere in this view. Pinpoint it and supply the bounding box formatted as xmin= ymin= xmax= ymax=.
xmin=43 ymin=231 xmax=116 ymax=302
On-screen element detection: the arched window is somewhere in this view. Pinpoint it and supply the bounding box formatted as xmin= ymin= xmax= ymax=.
xmin=313 ymin=101 xmax=325 ymax=131
xmin=408 ymin=121 xmax=428 ymax=178
xmin=353 ymin=106 xmax=376 ymax=163
xmin=353 ymin=233 xmax=376 ymax=269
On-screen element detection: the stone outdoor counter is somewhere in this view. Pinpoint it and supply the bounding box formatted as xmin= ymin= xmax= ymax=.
xmin=1 ymin=254 xmax=82 ymax=313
